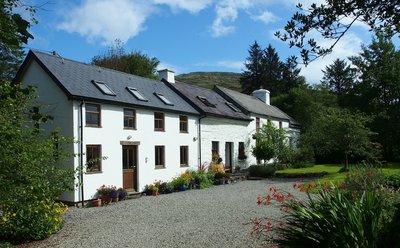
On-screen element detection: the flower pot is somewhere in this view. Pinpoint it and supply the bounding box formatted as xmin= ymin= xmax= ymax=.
xmin=92 ymin=198 xmax=101 ymax=207
xmin=118 ymin=192 xmax=127 ymax=201
xmin=180 ymin=185 xmax=188 ymax=191
xmin=152 ymin=191 xmax=159 ymax=196
xmin=145 ymin=189 xmax=152 ymax=196
xmin=166 ymin=188 xmax=174 ymax=194
xmin=101 ymin=195 xmax=111 ymax=204
xmin=112 ymin=197 xmax=119 ymax=203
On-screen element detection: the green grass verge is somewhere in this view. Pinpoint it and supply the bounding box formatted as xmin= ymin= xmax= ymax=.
xmin=276 ymin=163 xmax=400 ymax=185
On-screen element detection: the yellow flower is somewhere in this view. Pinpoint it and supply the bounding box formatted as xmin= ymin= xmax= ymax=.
xmin=2 ymin=216 xmax=8 ymax=222
xmin=12 ymin=213 xmax=16 ymax=217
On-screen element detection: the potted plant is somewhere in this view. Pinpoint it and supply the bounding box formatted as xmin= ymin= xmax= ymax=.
xmin=109 ymin=186 xmax=119 ymax=202
xmin=214 ymin=172 xmax=225 ymax=185
xmin=143 ymin=184 xmax=153 ymax=196
xmin=117 ymin=188 xmax=127 ymax=201
xmin=166 ymin=182 xmax=174 ymax=194
xmin=91 ymin=198 xmax=102 ymax=207
xmin=97 ymin=185 xmax=112 ymax=203
xmin=188 ymin=179 xmax=196 ymax=189
xmin=152 ymin=185 xmax=159 ymax=196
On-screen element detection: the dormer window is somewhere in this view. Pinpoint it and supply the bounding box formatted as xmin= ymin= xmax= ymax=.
xmin=92 ymin=80 xmax=116 ymax=96
xmin=126 ymin=87 xmax=148 ymax=101
xmin=226 ymin=102 xmax=240 ymax=112
xmin=154 ymin=93 xmax=174 ymax=106
xmin=197 ymin=96 xmax=216 ymax=108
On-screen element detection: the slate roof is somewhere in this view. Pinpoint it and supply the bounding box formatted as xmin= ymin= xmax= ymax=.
xmin=15 ymin=50 xmax=199 ymax=115
xmin=166 ymin=81 xmax=252 ymax=122
xmin=214 ymin=86 xmax=300 ymax=126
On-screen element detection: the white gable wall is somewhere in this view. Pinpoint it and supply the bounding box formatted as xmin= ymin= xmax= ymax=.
xmin=200 ymin=116 xmax=250 ymax=169
xmin=20 ymin=60 xmax=76 ymax=202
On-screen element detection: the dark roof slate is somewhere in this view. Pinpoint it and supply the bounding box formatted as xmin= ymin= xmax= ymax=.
xmin=215 ymin=86 xmax=298 ymax=124
xmin=168 ymin=81 xmax=251 ymax=121
xmin=18 ymin=50 xmax=199 ymax=115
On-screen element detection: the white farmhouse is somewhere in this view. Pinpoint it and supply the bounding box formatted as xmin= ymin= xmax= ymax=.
xmin=161 ymin=72 xmax=252 ymax=171
xmin=15 ymin=51 xmax=200 ymax=204
xmin=214 ymin=86 xmax=301 ymax=165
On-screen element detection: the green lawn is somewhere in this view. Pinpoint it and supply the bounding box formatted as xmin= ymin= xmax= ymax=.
xmin=276 ymin=163 xmax=400 ymax=185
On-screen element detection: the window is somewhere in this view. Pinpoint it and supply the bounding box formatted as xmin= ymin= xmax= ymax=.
xmin=86 ymin=103 xmax=101 ymax=127
xmin=256 ymin=117 xmax=260 ymax=132
xmin=179 ymin=115 xmax=188 ymax=133
xmin=238 ymin=142 xmax=246 ymax=160
xmin=154 ymin=112 xmax=165 ymax=131
xmin=124 ymin=108 xmax=136 ymax=129
xmin=226 ymin=102 xmax=240 ymax=112
xmin=279 ymin=121 xmax=282 ymax=129
xmin=212 ymin=141 xmax=219 ymax=162
xmin=155 ymin=146 xmax=165 ymax=168
xmin=180 ymin=146 xmax=189 ymax=167
xmin=154 ymin=93 xmax=174 ymax=106
xmin=197 ymin=96 xmax=216 ymax=108
xmin=86 ymin=145 xmax=101 ymax=172
xmin=92 ymin=80 xmax=116 ymax=96
xmin=126 ymin=87 xmax=148 ymax=101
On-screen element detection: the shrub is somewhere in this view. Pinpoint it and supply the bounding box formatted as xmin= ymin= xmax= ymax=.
xmin=190 ymin=170 xmax=214 ymax=189
xmin=344 ymin=164 xmax=385 ymax=191
xmin=0 ymin=200 xmax=68 ymax=241
xmin=248 ymin=165 xmax=276 ymax=178
xmin=384 ymin=174 xmax=400 ymax=189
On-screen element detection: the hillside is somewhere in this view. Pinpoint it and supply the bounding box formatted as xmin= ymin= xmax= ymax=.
xmin=175 ymin=72 xmax=242 ymax=92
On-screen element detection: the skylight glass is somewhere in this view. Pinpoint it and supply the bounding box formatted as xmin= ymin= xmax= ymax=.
xmin=92 ymin=80 xmax=116 ymax=96
xmin=226 ymin=102 xmax=241 ymax=112
xmin=154 ymin=93 xmax=174 ymax=106
xmin=197 ymin=96 xmax=216 ymax=108
xmin=126 ymin=87 xmax=148 ymax=101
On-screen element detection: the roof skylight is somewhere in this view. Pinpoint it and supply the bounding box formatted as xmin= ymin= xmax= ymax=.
xmin=126 ymin=87 xmax=148 ymax=101
xmin=226 ymin=102 xmax=241 ymax=112
xmin=197 ymin=96 xmax=216 ymax=108
xmin=92 ymin=80 xmax=116 ymax=96
xmin=154 ymin=93 xmax=174 ymax=106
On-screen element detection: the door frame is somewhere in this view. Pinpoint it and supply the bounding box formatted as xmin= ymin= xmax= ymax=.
xmin=121 ymin=142 xmax=140 ymax=191
xmin=225 ymin=142 xmax=233 ymax=173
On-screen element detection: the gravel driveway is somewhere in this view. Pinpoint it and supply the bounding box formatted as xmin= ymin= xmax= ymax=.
xmin=27 ymin=179 xmax=305 ymax=248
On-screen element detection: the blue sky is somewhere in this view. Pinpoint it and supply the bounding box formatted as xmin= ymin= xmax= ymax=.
xmin=24 ymin=0 xmax=383 ymax=84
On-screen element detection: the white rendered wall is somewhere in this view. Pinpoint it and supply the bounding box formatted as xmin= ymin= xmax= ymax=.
xmin=20 ymin=60 xmax=76 ymax=202
xmin=200 ymin=117 xmax=250 ymax=169
xmin=77 ymin=102 xmax=199 ymax=201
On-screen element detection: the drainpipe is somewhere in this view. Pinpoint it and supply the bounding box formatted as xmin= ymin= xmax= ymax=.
xmin=198 ymin=115 xmax=206 ymax=167
xmin=79 ymin=101 xmax=85 ymax=207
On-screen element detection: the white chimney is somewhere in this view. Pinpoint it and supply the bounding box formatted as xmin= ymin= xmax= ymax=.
xmin=252 ymin=88 xmax=270 ymax=105
xmin=158 ymin=69 xmax=175 ymax=83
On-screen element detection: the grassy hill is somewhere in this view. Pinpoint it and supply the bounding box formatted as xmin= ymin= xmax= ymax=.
xmin=175 ymin=72 xmax=242 ymax=92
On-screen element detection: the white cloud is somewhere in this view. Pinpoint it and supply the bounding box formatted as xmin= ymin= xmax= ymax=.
xmin=251 ymin=10 xmax=279 ymax=24
xmin=152 ymin=0 xmax=212 ymax=13
xmin=58 ymin=0 xmax=154 ymax=44
xmin=210 ymin=4 xmax=238 ymax=37
xmin=300 ymin=32 xmax=363 ymax=84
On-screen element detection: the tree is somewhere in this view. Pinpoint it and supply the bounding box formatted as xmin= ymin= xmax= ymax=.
xmin=321 ymin=59 xmax=356 ymax=106
xmin=276 ymin=1 xmax=400 ymax=64
xmin=0 ymin=0 xmax=37 ymax=81
xmin=303 ymin=108 xmax=376 ymax=168
xmin=252 ymin=121 xmax=292 ymax=164
xmin=0 ymin=82 xmax=74 ymax=241
xmin=240 ymin=41 xmax=264 ymax=94
xmin=91 ymin=39 xmax=160 ymax=80
xmin=240 ymin=42 xmax=302 ymax=96
xmin=349 ymin=33 xmax=400 ymax=161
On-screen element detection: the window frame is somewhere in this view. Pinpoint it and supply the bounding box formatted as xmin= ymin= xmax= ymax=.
xmin=85 ymin=103 xmax=101 ymax=127
xmin=123 ymin=108 xmax=136 ymax=129
xmin=238 ymin=142 xmax=246 ymax=160
xmin=86 ymin=145 xmax=102 ymax=173
xmin=279 ymin=121 xmax=282 ymax=129
xmin=255 ymin=117 xmax=260 ymax=133
xmin=92 ymin=80 xmax=116 ymax=96
xmin=155 ymin=145 xmax=165 ymax=169
xmin=126 ymin=87 xmax=148 ymax=101
xmin=179 ymin=115 xmax=188 ymax=133
xmin=180 ymin=146 xmax=189 ymax=167
xmin=154 ymin=112 xmax=165 ymax=131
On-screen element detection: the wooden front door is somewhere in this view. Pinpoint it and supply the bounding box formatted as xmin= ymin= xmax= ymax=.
xmin=122 ymin=145 xmax=138 ymax=191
